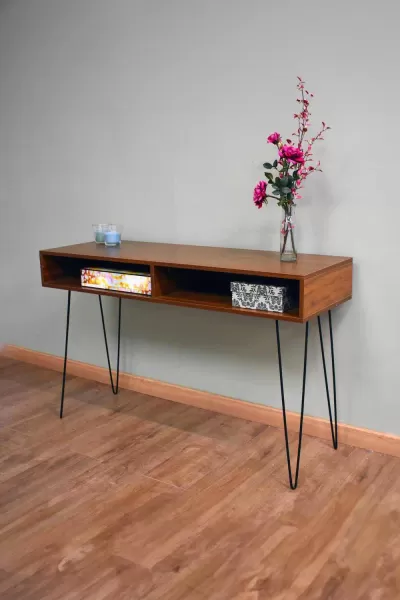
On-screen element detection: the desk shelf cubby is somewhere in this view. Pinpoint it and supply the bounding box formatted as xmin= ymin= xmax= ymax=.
xmin=40 ymin=241 xmax=352 ymax=322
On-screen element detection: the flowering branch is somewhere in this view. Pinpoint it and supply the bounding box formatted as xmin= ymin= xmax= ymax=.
xmin=252 ymin=77 xmax=330 ymax=211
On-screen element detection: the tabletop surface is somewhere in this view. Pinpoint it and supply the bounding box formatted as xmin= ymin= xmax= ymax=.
xmin=41 ymin=241 xmax=352 ymax=278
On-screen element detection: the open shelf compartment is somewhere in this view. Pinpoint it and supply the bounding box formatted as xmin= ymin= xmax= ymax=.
xmin=40 ymin=253 xmax=301 ymax=319
xmin=40 ymin=253 xmax=151 ymax=296
xmin=152 ymin=266 xmax=300 ymax=318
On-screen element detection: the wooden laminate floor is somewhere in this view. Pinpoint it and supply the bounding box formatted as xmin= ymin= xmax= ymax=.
xmin=0 ymin=357 xmax=399 ymax=599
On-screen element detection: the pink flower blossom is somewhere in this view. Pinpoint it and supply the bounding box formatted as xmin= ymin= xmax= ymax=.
xmin=253 ymin=77 xmax=330 ymax=214
xmin=253 ymin=180 xmax=267 ymax=208
xmin=267 ymin=132 xmax=281 ymax=145
xmin=279 ymin=145 xmax=305 ymax=165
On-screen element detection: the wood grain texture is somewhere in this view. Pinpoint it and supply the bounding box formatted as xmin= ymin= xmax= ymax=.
xmin=1 ymin=356 xmax=400 ymax=599
xmin=41 ymin=241 xmax=352 ymax=278
xmin=39 ymin=241 xmax=352 ymax=322
xmin=41 ymin=277 xmax=303 ymax=322
xmin=39 ymin=252 xmax=64 ymax=286
xmin=3 ymin=344 xmax=399 ymax=459
xmin=302 ymin=263 xmax=353 ymax=320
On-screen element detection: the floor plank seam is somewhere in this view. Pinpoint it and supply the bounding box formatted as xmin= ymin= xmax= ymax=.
xmin=2 ymin=357 xmax=400 ymax=600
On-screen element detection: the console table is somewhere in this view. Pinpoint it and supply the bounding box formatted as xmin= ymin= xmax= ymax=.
xmin=39 ymin=241 xmax=353 ymax=489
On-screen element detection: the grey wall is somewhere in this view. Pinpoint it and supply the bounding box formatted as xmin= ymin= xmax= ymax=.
xmin=0 ymin=0 xmax=397 ymax=434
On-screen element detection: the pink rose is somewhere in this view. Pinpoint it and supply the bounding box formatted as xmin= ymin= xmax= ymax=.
xmin=267 ymin=132 xmax=281 ymax=145
xmin=253 ymin=180 xmax=267 ymax=209
xmin=279 ymin=145 xmax=305 ymax=164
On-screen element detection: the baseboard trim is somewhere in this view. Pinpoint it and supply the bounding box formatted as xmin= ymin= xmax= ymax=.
xmin=2 ymin=344 xmax=399 ymax=457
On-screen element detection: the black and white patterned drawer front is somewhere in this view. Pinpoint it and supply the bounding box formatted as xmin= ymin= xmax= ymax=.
xmin=230 ymin=282 xmax=292 ymax=313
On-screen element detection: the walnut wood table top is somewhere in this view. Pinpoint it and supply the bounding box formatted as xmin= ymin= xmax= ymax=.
xmin=42 ymin=241 xmax=352 ymax=279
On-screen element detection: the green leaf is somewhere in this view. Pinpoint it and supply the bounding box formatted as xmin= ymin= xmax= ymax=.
xmin=287 ymin=175 xmax=294 ymax=187
xmin=293 ymin=170 xmax=300 ymax=181
xmin=272 ymin=188 xmax=281 ymax=196
xmin=281 ymin=177 xmax=288 ymax=187
xmin=274 ymin=177 xmax=281 ymax=187
xmin=264 ymin=172 xmax=274 ymax=182
xmin=263 ymin=162 xmax=273 ymax=169
xmin=273 ymin=159 xmax=278 ymax=168
xmin=281 ymin=187 xmax=292 ymax=194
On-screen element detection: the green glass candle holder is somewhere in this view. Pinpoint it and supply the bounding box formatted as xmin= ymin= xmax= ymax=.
xmin=92 ymin=224 xmax=109 ymax=244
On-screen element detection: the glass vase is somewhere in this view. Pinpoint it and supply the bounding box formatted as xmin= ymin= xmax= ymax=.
xmin=280 ymin=205 xmax=297 ymax=262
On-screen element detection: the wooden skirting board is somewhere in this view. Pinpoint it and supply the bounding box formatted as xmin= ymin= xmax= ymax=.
xmin=2 ymin=344 xmax=399 ymax=458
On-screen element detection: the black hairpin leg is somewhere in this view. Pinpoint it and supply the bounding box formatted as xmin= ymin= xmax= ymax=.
xmin=59 ymin=293 xmax=122 ymax=418
xmin=98 ymin=295 xmax=121 ymax=395
xmin=60 ymin=291 xmax=71 ymax=419
xmin=318 ymin=310 xmax=338 ymax=449
xmin=276 ymin=320 xmax=309 ymax=490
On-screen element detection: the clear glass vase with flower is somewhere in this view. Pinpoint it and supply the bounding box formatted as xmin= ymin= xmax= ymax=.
xmin=253 ymin=77 xmax=330 ymax=262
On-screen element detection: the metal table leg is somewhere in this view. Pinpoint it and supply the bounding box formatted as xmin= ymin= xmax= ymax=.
xmin=59 ymin=293 xmax=122 ymax=418
xmin=275 ymin=310 xmax=338 ymax=489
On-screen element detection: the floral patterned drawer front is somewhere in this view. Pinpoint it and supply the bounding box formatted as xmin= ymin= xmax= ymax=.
xmin=230 ymin=282 xmax=291 ymax=313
